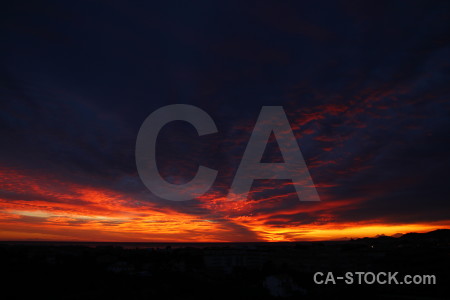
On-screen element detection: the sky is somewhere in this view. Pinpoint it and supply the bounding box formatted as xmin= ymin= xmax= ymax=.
xmin=1 ymin=0 xmax=449 ymax=242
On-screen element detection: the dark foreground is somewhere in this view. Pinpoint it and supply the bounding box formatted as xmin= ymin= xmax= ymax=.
xmin=1 ymin=230 xmax=449 ymax=299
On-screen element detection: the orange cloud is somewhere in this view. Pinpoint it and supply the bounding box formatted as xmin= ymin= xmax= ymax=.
xmin=0 ymin=166 xmax=448 ymax=242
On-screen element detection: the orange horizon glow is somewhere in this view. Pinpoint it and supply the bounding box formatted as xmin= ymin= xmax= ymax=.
xmin=1 ymin=167 xmax=449 ymax=242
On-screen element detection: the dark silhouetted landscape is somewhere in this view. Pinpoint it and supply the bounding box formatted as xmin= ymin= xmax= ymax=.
xmin=1 ymin=229 xmax=449 ymax=299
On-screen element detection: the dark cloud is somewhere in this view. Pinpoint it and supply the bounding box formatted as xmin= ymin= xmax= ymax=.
xmin=1 ymin=0 xmax=449 ymax=240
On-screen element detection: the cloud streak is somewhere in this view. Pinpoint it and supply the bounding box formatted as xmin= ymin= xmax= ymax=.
xmin=1 ymin=0 xmax=449 ymax=241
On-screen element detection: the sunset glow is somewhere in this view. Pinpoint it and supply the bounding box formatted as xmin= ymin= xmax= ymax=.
xmin=1 ymin=167 xmax=447 ymax=242
xmin=1 ymin=0 xmax=449 ymax=244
